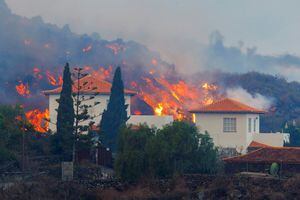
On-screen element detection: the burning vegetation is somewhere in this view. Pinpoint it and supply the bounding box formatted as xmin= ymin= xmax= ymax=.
xmin=25 ymin=109 xmax=49 ymax=133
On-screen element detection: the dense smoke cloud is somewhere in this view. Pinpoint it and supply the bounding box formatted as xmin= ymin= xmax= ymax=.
xmin=5 ymin=0 xmax=300 ymax=81
xmin=203 ymin=31 xmax=300 ymax=81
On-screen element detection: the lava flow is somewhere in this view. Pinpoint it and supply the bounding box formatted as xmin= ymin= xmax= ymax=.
xmin=130 ymin=75 xmax=218 ymax=120
xmin=83 ymin=65 xmax=219 ymax=120
xmin=15 ymin=64 xmax=220 ymax=132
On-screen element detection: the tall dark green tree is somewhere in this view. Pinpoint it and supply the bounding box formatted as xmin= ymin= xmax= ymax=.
xmin=54 ymin=63 xmax=75 ymax=161
xmin=100 ymin=67 xmax=129 ymax=152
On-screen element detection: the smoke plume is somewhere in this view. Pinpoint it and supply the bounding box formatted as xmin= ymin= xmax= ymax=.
xmin=226 ymin=87 xmax=273 ymax=110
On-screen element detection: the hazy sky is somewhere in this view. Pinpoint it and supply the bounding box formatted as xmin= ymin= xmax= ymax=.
xmin=5 ymin=0 xmax=300 ymax=63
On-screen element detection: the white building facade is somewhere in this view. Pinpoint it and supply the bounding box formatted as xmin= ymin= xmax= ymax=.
xmin=190 ymin=98 xmax=286 ymax=153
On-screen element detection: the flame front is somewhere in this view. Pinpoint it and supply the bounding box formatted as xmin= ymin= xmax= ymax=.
xmin=17 ymin=63 xmax=220 ymax=132
xmin=16 ymin=81 xmax=30 ymax=97
xmin=25 ymin=109 xmax=49 ymax=133
xmin=82 ymin=45 xmax=92 ymax=53
xmin=46 ymin=71 xmax=63 ymax=86
xmin=154 ymin=103 xmax=163 ymax=116
xmin=106 ymin=43 xmax=126 ymax=55
xmin=131 ymin=74 xmax=219 ymax=120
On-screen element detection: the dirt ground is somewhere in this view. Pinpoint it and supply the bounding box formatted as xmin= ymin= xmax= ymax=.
xmin=0 ymin=174 xmax=299 ymax=200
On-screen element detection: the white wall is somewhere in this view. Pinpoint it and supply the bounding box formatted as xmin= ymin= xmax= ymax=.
xmin=48 ymin=94 xmax=131 ymax=132
xmin=128 ymin=115 xmax=173 ymax=129
xmin=245 ymin=114 xmax=260 ymax=148
xmin=253 ymin=133 xmax=284 ymax=147
xmin=194 ymin=112 xmax=284 ymax=152
xmin=194 ymin=113 xmax=249 ymax=152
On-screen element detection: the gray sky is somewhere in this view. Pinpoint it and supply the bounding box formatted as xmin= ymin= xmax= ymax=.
xmin=5 ymin=0 xmax=300 ymax=69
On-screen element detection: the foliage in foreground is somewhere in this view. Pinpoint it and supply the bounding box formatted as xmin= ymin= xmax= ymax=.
xmin=115 ymin=121 xmax=219 ymax=182
xmin=0 ymin=104 xmax=52 ymax=168
xmin=0 ymin=105 xmax=23 ymax=164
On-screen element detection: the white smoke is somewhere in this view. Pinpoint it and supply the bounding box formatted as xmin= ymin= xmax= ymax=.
xmin=226 ymin=87 xmax=273 ymax=110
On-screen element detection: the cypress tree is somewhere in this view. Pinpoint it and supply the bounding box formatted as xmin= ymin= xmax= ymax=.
xmin=100 ymin=67 xmax=129 ymax=152
xmin=55 ymin=63 xmax=75 ymax=161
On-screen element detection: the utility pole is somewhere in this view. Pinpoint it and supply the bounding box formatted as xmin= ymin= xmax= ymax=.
xmin=21 ymin=112 xmax=27 ymax=173
xmin=71 ymin=66 xmax=100 ymax=165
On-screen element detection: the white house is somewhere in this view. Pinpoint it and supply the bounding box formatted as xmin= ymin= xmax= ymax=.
xmin=190 ymin=98 xmax=286 ymax=154
xmin=43 ymin=75 xmax=173 ymax=132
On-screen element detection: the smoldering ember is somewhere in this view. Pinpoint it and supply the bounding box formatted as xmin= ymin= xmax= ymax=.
xmin=1 ymin=0 xmax=300 ymax=199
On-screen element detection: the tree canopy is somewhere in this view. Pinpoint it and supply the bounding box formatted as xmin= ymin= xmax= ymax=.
xmin=53 ymin=63 xmax=75 ymax=161
xmin=0 ymin=105 xmax=23 ymax=164
xmin=100 ymin=67 xmax=129 ymax=152
xmin=115 ymin=121 xmax=220 ymax=182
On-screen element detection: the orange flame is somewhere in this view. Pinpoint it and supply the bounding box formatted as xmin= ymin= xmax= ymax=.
xmin=33 ymin=67 xmax=43 ymax=80
xmin=134 ymin=110 xmax=142 ymax=115
xmin=134 ymin=75 xmax=219 ymax=120
xmin=25 ymin=109 xmax=49 ymax=133
xmin=16 ymin=81 xmax=30 ymax=97
xmin=89 ymin=65 xmax=113 ymax=80
xmin=46 ymin=71 xmax=63 ymax=86
xmin=154 ymin=103 xmax=164 ymax=116
xmin=192 ymin=113 xmax=196 ymax=123
xmin=83 ymin=45 xmax=92 ymax=53
xmin=151 ymin=59 xmax=158 ymax=66
xmin=106 ymin=43 xmax=126 ymax=55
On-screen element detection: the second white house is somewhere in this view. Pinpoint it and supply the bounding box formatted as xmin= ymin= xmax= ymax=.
xmin=190 ymin=98 xmax=287 ymax=153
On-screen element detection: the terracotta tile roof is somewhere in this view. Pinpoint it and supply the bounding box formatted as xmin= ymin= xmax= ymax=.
xmin=189 ymin=98 xmax=265 ymax=114
xmin=43 ymin=75 xmax=136 ymax=96
xmin=223 ymin=146 xmax=300 ymax=164
xmin=248 ymin=141 xmax=272 ymax=148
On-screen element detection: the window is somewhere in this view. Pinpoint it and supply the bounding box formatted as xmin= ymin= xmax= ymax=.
xmin=253 ymin=118 xmax=257 ymax=132
xmin=248 ymin=118 xmax=252 ymax=133
xmin=223 ymin=118 xmax=236 ymax=132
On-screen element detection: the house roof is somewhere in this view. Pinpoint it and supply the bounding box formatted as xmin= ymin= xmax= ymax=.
xmin=189 ymin=98 xmax=265 ymax=114
xmin=248 ymin=141 xmax=272 ymax=148
xmin=43 ymin=75 xmax=136 ymax=96
xmin=223 ymin=146 xmax=300 ymax=164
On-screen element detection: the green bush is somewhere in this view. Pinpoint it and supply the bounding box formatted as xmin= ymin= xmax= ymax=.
xmin=115 ymin=125 xmax=154 ymax=182
xmin=0 ymin=146 xmax=16 ymax=164
xmin=270 ymin=162 xmax=279 ymax=177
xmin=115 ymin=121 xmax=220 ymax=182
